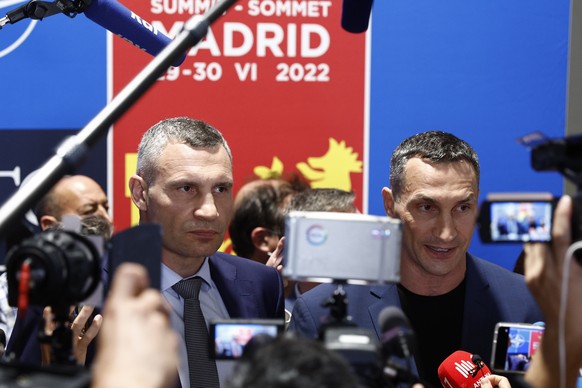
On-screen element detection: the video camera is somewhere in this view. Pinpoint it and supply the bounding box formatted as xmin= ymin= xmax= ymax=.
xmin=525 ymin=132 xmax=582 ymax=178
xmin=525 ymin=133 xmax=582 ymax=246
xmin=477 ymin=133 xmax=582 ymax=254
xmin=4 ymin=219 xmax=162 ymax=312
xmin=279 ymin=211 xmax=419 ymax=388
xmin=2 ymin=218 xmax=163 ymax=368
xmin=5 ymin=219 xmax=103 ymax=310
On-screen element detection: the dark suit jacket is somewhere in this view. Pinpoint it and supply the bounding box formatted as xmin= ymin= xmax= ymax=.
xmin=208 ymin=252 xmax=285 ymax=319
xmin=289 ymin=254 xmax=543 ymax=371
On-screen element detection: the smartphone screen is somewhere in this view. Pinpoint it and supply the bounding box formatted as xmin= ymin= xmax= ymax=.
xmin=479 ymin=199 xmax=555 ymax=243
xmin=491 ymin=323 xmax=544 ymax=373
xmin=210 ymin=319 xmax=284 ymax=360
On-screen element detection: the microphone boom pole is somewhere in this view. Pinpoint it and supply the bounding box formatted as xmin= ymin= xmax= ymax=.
xmin=0 ymin=0 xmax=89 ymax=28
xmin=0 ymin=0 xmax=238 ymax=237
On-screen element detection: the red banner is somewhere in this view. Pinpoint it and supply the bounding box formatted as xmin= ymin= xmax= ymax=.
xmin=111 ymin=0 xmax=367 ymax=234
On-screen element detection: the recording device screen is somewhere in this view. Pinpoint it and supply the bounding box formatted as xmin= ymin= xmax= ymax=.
xmin=210 ymin=319 xmax=284 ymax=360
xmin=491 ymin=323 xmax=544 ymax=373
xmin=479 ymin=200 xmax=554 ymax=243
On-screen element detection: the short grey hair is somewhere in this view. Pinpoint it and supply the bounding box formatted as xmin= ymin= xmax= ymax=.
xmin=390 ymin=131 xmax=480 ymax=201
xmin=136 ymin=117 xmax=232 ymax=185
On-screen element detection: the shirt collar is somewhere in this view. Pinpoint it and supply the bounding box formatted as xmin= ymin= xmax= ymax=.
xmin=161 ymin=257 xmax=212 ymax=293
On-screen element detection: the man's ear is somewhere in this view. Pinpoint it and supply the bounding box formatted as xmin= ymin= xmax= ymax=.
xmin=382 ymin=187 xmax=396 ymax=217
xmin=129 ymin=175 xmax=148 ymax=211
xmin=250 ymin=227 xmax=277 ymax=253
xmin=39 ymin=215 xmax=59 ymax=231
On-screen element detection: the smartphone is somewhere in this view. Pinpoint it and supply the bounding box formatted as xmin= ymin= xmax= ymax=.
xmin=491 ymin=322 xmax=544 ymax=374
xmin=477 ymin=193 xmax=556 ymax=243
xmin=82 ymin=224 xmax=163 ymax=308
xmin=209 ymin=319 xmax=285 ymax=360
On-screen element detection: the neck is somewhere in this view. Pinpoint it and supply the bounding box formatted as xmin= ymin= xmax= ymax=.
xmin=399 ymin=261 xmax=466 ymax=296
xmin=162 ymin=253 xmax=206 ymax=278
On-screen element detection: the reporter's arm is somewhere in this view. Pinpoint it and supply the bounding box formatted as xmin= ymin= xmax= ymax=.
xmin=523 ymin=196 xmax=582 ymax=388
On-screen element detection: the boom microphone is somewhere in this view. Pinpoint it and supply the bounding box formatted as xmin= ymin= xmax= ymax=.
xmin=437 ymin=350 xmax=491 ymax=388
xmin=84 ymin=0 xmax=186 ymax=66
xmin=341 ymin=0 xmax=374 ymax=33
xmin=0 ymin=0 xmax=186 ymax=66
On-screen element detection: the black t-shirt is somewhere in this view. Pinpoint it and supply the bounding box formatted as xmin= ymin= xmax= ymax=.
xmin=397 ymin=279 xmax=466 ymax=388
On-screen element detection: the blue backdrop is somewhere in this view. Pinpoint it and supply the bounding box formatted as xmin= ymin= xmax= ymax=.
xmin=368 ymin=0 xmax=569 ymax=269
xmin=0 ymin=8 xmax=106 ymax=128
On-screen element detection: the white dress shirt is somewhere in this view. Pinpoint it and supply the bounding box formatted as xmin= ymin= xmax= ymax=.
xmin=161 ymin=259 xmax=235 ymax=388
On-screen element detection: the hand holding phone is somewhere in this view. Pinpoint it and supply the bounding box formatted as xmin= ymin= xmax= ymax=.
xmin=491 ymin=322 xmax=545 ymax=374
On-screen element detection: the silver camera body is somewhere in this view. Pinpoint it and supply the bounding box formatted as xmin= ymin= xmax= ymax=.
xmin=283 ymin=211 xmax=402 ymax=285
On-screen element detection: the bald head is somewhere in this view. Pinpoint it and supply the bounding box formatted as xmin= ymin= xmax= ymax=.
xmin=34 ymin=175 xmax=110 ymax=230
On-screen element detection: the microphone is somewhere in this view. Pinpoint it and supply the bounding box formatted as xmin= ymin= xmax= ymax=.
xmin=379 ymin=308 xmax=432 ymax=387
xmin=341 ymin=0 xmax=374 ymax=33
xmin=83 ymin=0 xmax=186 ymax=66
xmin=378 ymin=306 xmax=417 ymax=359
xmin=437 ymin=350 xmax=492 ymax=388
xmin=0 ymin=0 xmax=186 ymax=66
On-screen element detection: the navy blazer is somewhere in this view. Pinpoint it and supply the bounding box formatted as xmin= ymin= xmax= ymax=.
xmin=208 ymin=252 xmax=285 ymax=319
xmin=289 ymin=254 xmax=544 ymax=370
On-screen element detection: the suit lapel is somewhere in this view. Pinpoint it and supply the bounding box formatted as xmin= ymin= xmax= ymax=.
xmin=208 ymin=253 xmax=259 ymax=318
xmin=368 ymin=283 xmax=420 ymax=376
xmin=461 ymin=254 xmax=491 ymax=352
xmin=368 ymin=283 xmax=400 ymax=338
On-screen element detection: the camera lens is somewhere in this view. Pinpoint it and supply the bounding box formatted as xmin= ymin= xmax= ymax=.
xmin=5 ymin=230 xmax=102 ymax=307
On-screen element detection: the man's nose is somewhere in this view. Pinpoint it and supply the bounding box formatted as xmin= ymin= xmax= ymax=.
xmin=195 ymin=193 xmax=219 ymax=220
xmin=434 ymin=213 xmax=457 ymax=241
xmin=96 ymin=206 xmax=111 ymax=222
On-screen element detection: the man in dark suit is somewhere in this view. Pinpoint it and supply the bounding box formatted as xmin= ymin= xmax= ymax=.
xmin=289 ymin=131 xmax=543 ymax=387
xmin=128 ymin=117 xmax=284 ymax=388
